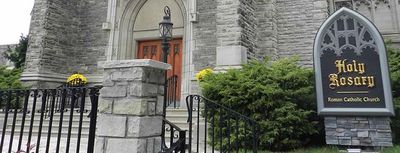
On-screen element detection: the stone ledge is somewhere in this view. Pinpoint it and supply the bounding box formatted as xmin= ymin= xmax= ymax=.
xmin=20 ymin=72 xmax=69 ymax=83
xmin=98 ymin=59 xmax=171 ymax=70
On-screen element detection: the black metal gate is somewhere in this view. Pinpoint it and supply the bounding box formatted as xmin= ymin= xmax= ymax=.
xmin=0 ymin=86 xmax=100 ymax=153
xmin=160 ymin=94 xmax=260 ymax=153
xmin=185 ymin=95 xmax=260 ymax=153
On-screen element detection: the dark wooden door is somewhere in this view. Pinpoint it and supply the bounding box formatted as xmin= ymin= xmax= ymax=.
xmin=137 ymin=39 xmax=182 ymax=100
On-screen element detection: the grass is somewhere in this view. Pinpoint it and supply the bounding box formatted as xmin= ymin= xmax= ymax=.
xmin=381 ymin=145 xmax=400 ymax=153
xmin=237 ymin=146 xmax=339 ymax=153
xmin=288 ymin=146 xmax=339 ymax=153
xmin=235 ymin=145 xmax=400 ymax=153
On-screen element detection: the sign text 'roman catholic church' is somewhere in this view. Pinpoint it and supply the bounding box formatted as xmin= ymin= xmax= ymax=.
xmin=314 ymin=7 xmax=394 ymax=116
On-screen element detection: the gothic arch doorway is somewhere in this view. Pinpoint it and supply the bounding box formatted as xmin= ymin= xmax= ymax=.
xmin=131 ymin=0 xmax=185 ymax=102
xmin=107 ymin=0 xmax=189 ymax=105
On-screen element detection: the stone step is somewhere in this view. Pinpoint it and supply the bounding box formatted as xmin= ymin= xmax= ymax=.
xmin=164 ymin=121 xmax=207 ymax=130
xmin=0 ymin=112 xmax=92 ymax=138
xmin=0 ymin=112 xmax=92 ymax=120
xmin=165 ymin=108 xmax=197 ymax=116
xmin=7 ymin=123 xmax=90 ymax=130
xmin=3 ymin=117 xmax=91 ymax=127
xmin=0 ymin=134 xmax=90 ymax=153
xmin=3 ymin=129 xmax=90 ymax=138
xmin=165 ymin=114 xmax=204 ymax=122
xmin=164 ymin=107 xmax=208 ymax=151
xmin=2 ymin=123 xmax=91 ymax=136
xmin=0 ymin=112 xmax=91 ymax=119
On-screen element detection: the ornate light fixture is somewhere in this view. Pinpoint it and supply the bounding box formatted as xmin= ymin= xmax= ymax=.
xmin=159 ymin=6 xmax=174 ymax=151
xmin=159 ymin=6 xmax=173 ymax=63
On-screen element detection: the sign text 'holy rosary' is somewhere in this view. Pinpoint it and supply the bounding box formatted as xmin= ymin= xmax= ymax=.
xmin=313 ymin=8 xmax=394 ymax=116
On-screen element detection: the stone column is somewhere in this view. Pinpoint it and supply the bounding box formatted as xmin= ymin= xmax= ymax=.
xmin=214 ymin=0 xmax=256 ymax=71
xmin=95 ymin=59 xmax=170 ymax=153
xmin=325 ymin=116 xmax=393 ymax=147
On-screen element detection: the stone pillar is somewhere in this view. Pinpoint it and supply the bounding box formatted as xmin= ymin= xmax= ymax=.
xmin=325 ymin=116 xmax=393 ymax=147
xmin=95 ymin=59 xmax=170 ymax=153
xmin=214 ymin=0 xmax=256 ymax=71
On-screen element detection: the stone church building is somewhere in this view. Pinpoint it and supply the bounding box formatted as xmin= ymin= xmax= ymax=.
xmin=22 ymin=0 xmax=400 ymax=106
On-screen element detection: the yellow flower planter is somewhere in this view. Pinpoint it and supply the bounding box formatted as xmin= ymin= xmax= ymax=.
xmin=67 ymin=73 xmax=88 ymax=86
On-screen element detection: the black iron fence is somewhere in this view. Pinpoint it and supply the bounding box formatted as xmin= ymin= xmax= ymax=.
xmin=186 ymin=95 xmax=260 ymax=153
xmin=166 ymin=75 xmax=178 ymax=109
xmin=0 ymin=86 xmax=100 ymax=153
xmin=160 ymin=119 xmax=186 ymax=153
xmin=160 ymin=94 xmax=260 ymax=153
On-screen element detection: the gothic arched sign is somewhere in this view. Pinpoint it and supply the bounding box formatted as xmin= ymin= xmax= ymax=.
xmin=314 ymin=7 xmax=394 ymax=116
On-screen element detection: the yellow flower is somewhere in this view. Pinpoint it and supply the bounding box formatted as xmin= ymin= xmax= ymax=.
xmin=67 ymin=73 xmax=88 ymax=86
xmin=195 ymin=68 xmax=213 ymax=81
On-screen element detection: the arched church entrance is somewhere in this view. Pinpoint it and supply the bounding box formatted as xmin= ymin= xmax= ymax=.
xmin=107 ymin=0 xmax=188 ymax=105
xmin=130 ymin=0 xmax=185 ymax=102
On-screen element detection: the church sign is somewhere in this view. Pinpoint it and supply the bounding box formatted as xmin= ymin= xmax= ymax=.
xmin=314 ymin=8 xmax=394 ymax=116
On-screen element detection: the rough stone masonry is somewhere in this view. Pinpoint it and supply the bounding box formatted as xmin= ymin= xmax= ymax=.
xmin=325 ymin=116 xmax=393 ymax=147
xmin=95 ymin=59 xmax=170 ymax=153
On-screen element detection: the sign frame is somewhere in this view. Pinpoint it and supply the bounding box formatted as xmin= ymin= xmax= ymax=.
xmin=313 ymin=7 xmax=394 ymax=116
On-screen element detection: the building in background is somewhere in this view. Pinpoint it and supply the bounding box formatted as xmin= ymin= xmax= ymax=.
xmin=21 ymin=0 xmax=400 ymax=107
xmin=0 ymin=44 xmax=15 ymax=67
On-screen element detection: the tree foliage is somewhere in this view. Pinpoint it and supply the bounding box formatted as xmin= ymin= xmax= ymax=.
xmin=387 ymin=41 xmax=400 ymax=144
xmin=0 ymin=67 xmax=24 ymax=108
xmin=3 ymin=35 xmax=28 ymax=68
xmin=0 ymin=67 xmax=23 ymax=90
xmin=200 ymin=57 xmax=323 ymax=151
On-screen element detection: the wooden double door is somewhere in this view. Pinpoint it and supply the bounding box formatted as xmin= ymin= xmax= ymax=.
xmin=137 ymin=39 xmax=182 ymax=100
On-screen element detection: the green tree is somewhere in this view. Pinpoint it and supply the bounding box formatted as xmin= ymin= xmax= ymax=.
xmin=0 ymin=67 xmax=24 ymax=108
xmin=0 ymin=67 xmax=23 ymax=90
xmin=3 ymin=35 xmax=28 ymax=68
xmin=386 ymin=41 xmax=400 ymax=144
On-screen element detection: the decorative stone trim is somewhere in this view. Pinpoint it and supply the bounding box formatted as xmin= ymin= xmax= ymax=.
xmin=99 ymin=59 xmax=171 ymax=70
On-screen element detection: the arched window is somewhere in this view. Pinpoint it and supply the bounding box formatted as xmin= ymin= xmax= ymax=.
xmin=319 ymin=13 xmax=377 ymax=57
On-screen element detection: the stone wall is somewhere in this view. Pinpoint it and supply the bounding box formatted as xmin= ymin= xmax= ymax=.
xmin=24 ymin=0 xmax=49 ymax=74
xmin=193 ymin=0 xmax=217 ymax=72
xmin=78 ymin=0 xmax=108 ymax=77
xmin=325 ymin=116 xmax=393 ymax=147
xmin=255 ymin=0 xmax=278 ymax=59
xmin=192 ymin=0 xmax=218 ymax=93
xmin=276 ymin=0 xmax=328 ymax=66
xmin=23 ymin=0 xmax=108 ymax=87
xmin=238 ymin=0 xmax=257 ymax=59
xmin=25 ymin=0 xmax=81 ymax=74
xmin=193 ymin=0 xmax=329 ymax=68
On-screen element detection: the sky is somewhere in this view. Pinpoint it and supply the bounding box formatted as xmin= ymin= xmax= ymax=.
xmin=0 ymin=0 xmax=34 ymax=45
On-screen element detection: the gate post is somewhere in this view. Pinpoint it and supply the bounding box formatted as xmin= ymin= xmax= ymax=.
xmin=95 ymin=59 xmax=170 ymax=153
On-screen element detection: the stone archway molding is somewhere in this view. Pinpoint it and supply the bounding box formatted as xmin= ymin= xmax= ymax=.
xmin=112 ymin=0 xmax=187 ymax=60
